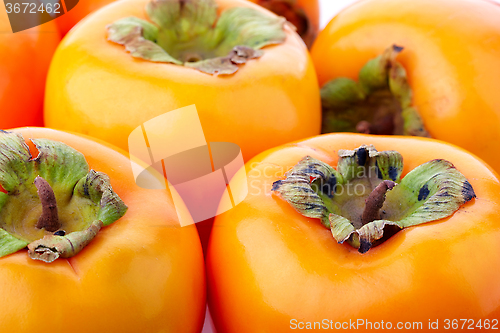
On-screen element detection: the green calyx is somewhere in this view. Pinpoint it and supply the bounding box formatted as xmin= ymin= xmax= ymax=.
xmin=255 ymin=0 xmax=312 ymax=47
xmin=272 ymin=145 xmax=475 ymax=253
xmin=107 ymin=0 xmax=287 ymax=75
xmin=0 ymin=131 xmax=127 ymax=263
xmin=321 ymin=45 xmax=430 ymax=137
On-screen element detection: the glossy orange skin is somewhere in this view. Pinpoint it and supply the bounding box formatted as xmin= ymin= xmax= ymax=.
xmin=311 ymin=0 xmax=500 ymax=172
xmin=248 ymin=0 xmax=319 ymax=47
xmin=55 ymin=0 xmax=116 ymax=35
xmin=208 ymin=133 xmax=500 ymax=332
xmin=0 ymin=127 xmax=205 ymax=333
xmin=0 ymin=6 xmax=60 ymax=128
xmin=44 ymin=0 xmax=321 ymax=162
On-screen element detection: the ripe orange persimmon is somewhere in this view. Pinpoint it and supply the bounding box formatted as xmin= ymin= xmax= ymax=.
xmin=0 ymin=8 xmax=60 ymax=128
xmin=311 ymin=0 xmax=500 ymax=172
xmin=44 ymin=0 xmax=321 ymax=162
xmin=208 ymin=133 xmax=500 ymax=332
xmin=0 ymin=127 xmax=205 ymax=333
xmin=248 ymin=0 xmax=319 ymax=47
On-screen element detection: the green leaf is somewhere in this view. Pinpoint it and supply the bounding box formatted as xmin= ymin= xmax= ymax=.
xmin=272 ymin=156 xmax=341 ymax=228
xmin=107 ymin=17 xmax=182 ymax=64
xmin=107 ymin=16 xmax=159 ymax=43
xmin=384 ymin=159 xmax=475 ymax=227
xmin=147 ymin=0 xmax=217 ymax=40
xmin=73 ymin=170 xmax=128 ymax=227
xmin=0 ymin=228 xmax=29 ymax=259
xmin=31 ymin=138 xmax=88 ymax=202
xmin=213 ymin=7 xmax=286 ymax=54
xmin=0 ymin=131 xmax=33 ymax=192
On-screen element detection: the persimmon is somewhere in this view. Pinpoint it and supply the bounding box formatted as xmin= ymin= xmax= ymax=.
xmin=311 ymin=0 xmax=500 ymax=172
xmin=0 ymin=127 xmax=205 ymax=333
xmin=44 ymin=0 xmax=321 ymax=162
xmin=208 ymin=133 xmax=500 ymax=332
xmin=247 ymin=0 xmax=319 ymax=47
xmin=56 ymin=0 xmax=319 ymax=43
xmin=0 ymin=7 xmax=60 ymax=128
xmin=55 ymin=0 xmax=116 ymax=35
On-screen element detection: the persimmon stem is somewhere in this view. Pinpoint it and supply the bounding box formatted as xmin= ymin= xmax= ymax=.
xmin=34 ymin=176 xmax=61 ymax=232
xmin=361 ymin=180 xmax=396 ymax=225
